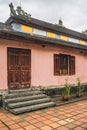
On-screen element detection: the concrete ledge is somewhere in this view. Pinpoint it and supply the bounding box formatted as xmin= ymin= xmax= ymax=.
xmin=52 ymin=92 xmax=87 ymax=106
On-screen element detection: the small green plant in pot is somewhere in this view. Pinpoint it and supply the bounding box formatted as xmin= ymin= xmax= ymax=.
xmin=62 ymin=78 xmax=71 ymax=101
xmin=76 ymin=77 xmax=83 ymax=97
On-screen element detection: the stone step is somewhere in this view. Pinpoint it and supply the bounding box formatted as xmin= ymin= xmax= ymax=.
xmin=8 ymin=98 xmax=51 ymax=108
xmin=10 ymin=102 xmax=55 ymax=114
xmin=4 ymin=90 xmax=42 ymax=99
xmin=8 ymin=88 xmax=32 ymax=93
xmin=4 ymin=94 xmax=47 ymax=103
xmin=3 ymin=88 xmax=56 ymax=114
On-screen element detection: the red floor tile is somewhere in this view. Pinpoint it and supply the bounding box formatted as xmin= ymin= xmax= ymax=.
xmin=0 ymin=100 xmax=87 ymax=130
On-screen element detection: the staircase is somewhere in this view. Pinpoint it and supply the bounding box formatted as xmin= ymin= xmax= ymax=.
xmin=2 ymin=88 xmax=55 ymax=114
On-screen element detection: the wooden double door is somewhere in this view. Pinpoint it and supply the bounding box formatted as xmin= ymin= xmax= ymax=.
xmin=7 ymin=48 xmax=31 ymax=89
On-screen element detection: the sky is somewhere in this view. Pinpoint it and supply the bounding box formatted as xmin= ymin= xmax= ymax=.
xmin=0 ymin=0 xmax=87 ymax=32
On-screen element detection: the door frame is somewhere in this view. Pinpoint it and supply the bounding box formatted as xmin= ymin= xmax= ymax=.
xmin=7 ymin=47 xmax=31 ymax=89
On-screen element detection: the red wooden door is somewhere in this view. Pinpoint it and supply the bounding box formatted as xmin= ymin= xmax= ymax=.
xmin=7 ymin=48 xmax=31 ymax=89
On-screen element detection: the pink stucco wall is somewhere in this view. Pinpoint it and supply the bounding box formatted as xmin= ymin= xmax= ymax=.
xmin=0 ymin=38 xmax=87 ymax=90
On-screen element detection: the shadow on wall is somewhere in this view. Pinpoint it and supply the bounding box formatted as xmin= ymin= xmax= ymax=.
xmin=0 ymin=95 xmax=2 ymax=107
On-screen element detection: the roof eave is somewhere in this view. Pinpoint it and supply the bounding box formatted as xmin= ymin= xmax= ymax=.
xmin=0 ymin=30 xmax=87 ymax=51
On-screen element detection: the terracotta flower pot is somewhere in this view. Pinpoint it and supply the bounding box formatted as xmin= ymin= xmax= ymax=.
xmin=62 ymin=96 xmax=70 ymax=101
xmin=76 ymin=93 xmax=83 ymax=97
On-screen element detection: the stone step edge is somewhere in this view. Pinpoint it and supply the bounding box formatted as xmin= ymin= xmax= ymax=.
xmin=4 ymin=94 xmax=47 ymax=103
xmin=8 ymin=98 xmax=51 ymax=108
xmin=3 ymin=91 xmax=42 ymax=99
xmin=10 ymin=102 xmax=56 ymax=114
xmin=9 ymin=87 xmax=41 ymax=93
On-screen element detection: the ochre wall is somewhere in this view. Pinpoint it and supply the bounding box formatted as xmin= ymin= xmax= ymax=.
xmin=0 ymin=39 xmax=87 ymax=90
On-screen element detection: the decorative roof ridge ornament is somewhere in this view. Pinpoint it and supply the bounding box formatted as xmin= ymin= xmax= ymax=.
xmin=9 ymin=3 xmax=31 ymax=19
xmin=58 ymin=19 xmax=63 ymax=26
xmin=55 ymin=19 xmax=65 ymax=28
xmin=9 ymin=3 xmax=16 ymax=16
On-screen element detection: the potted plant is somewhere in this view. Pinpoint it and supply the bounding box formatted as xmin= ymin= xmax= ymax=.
xmin=62 ymin=78 xmax=71 ymax=101
xmin=76 ymin=77 xmax=83 ymax=97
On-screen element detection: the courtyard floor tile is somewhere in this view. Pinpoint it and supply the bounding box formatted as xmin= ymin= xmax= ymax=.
xmin=0 ymin=100 xmax=87 ymax=129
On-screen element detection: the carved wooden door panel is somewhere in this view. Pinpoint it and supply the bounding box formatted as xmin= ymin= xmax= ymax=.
xmin=8 ymin=48 xmax=31 ymax=89
xmin=20 ymin=49 xmax=31 ymax=87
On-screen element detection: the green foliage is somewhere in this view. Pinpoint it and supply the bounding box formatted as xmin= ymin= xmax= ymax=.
xmin=76 ymin=77 xmax=83 ymax=95
xmin=62 ymin=78 xmax=71 ymax=98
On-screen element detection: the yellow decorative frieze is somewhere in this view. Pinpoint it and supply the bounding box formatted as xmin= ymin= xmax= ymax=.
xmin=60 ymin=35 xmax=68 ymax=41
xmin=47 ymin=32 xmax=56 ymax=38
xmin=16 ymin=24 xmax=87 ymax=46
xmin=21 ymin=25 xmax=33 ymax=34
xmin=80 ymin=40 xmax=86 ymax=45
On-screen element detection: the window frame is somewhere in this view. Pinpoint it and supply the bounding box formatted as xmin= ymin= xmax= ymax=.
xmin=54 ymin=54 xmax=75 ymax=76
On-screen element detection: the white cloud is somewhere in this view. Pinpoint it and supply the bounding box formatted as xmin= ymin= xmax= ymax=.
xmin=0 ymin=0 xmax=87 ymax=32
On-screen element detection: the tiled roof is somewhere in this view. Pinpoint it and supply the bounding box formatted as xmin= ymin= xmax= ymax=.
xmin=0 ymin=22 xmax=13 ymax=31
xmin=6 ymin=16 xmax=87 ymax=41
